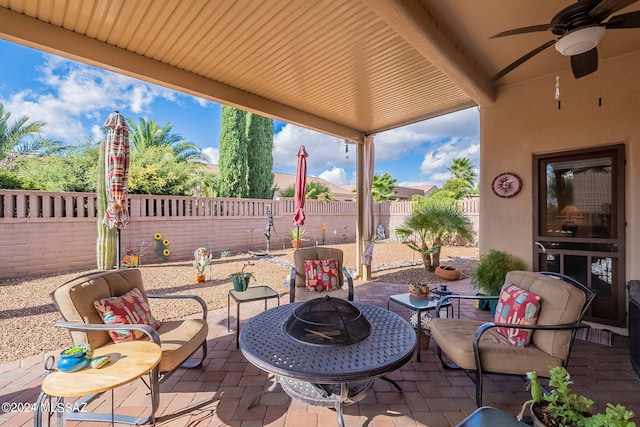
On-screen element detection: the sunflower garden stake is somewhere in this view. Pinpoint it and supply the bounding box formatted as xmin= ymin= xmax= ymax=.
xmin=193 ymin=248 xmax=213 ymax=283
xmin=153 ymin=233 xmax=170 ymax=261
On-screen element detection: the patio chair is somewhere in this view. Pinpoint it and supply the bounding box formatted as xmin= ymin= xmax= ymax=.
xmin=49 ymin=268 xmax=208 ymax=422
xmin=289 ymin=247 xmax=354 ymax=302
xmin=429 ymin=270 xmax=595 ymax=407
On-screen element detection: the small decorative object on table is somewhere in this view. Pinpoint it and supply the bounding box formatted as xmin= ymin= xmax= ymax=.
xmin=408 ymin=283 xmax=430 ymax=298
xmin=518 ymin=366 xmax=636 ymax=427
xmin=409 ymin=311 xmax=432 ymax=349
xmin=57 ymin=344 xmax=93 ymax=372
xmin=230 ymin=262 xmax=255 ymax=292
xmin=193 ymin=247 xmax=213 ymax=283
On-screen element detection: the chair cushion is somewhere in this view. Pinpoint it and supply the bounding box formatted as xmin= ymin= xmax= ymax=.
xmin=304 ymin=259 xmax=340 ymax=292
xmin=505 ymin=271 xmax=586 ymax=358
xmin=51 ymin=269 xmax=148 ymax=349
xmin=494 ymin=284 xmax=541 ymax=347
xmin=93 ymin=288 xmax=160 ymax=343
xmin=429 ymin=317 xmax=563 ymax=376
xmin=156 ymin=319 xmax=208 ymax=373
xmin=293 ymin=247 xmax=344 ymax=288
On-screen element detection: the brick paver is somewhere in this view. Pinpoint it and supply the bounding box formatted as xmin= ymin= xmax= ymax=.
xmin=1 ymin=277 xmax=639 ymax=426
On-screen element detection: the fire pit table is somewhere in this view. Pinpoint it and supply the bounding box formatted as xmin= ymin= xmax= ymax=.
xmin=239 ymin=299 xmax=416 ymax=427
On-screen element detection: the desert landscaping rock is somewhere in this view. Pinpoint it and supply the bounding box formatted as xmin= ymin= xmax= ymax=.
xmin=0 ymin=241 xmax=477 ymax=364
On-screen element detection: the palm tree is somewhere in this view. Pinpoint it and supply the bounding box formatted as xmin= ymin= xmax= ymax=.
xmin=394 ymin=200 xmax=472 ymax=271
xmin=305 ymin=181 xmax=332 ymax=202
xmin=126 ymin=117 xmax=203 ymax=162
xmin=0 ymin=103 xmax=57 ymax=165
xmin=280 ymin=182 xmax=333 ymax=201
xmin=441 ymin=157 xmax=476 ymax=199
xmin=372 ymin=172 xmax=397 ymax=202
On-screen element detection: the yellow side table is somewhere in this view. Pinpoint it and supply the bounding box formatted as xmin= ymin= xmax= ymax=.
xmin=35 ymin=341 xmax=161 ymax=426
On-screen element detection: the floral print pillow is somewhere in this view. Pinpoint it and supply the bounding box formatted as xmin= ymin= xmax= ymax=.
xmin=93 ymin=288 xmax=160 ymax=343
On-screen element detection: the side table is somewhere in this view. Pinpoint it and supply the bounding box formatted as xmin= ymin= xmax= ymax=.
xmin=35 ymin=341 xmax=162 ymax=427
xmin=387 ymin=292 xmax=452 ymax=361
xmin=228 ymin=286 xmax=280 ymax=348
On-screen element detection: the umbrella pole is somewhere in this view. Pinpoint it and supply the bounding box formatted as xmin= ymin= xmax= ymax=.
xmin=116 ymin=228 xmax=121 ymax=269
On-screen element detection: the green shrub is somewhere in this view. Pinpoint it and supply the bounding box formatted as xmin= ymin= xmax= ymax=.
xmin=471 ymin=249 xmax=526 ymax=295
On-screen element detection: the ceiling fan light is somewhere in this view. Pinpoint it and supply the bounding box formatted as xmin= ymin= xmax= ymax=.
xmin=555 ymin=26 xmax=606 ymax=56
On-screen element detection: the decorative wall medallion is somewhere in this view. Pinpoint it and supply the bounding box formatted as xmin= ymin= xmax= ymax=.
xmin=491 ymin=172 xmax=522 ymax=198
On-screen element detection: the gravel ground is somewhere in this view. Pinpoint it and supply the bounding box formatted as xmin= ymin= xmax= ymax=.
xmin=0 ymin=241 xmax=478 ymax=364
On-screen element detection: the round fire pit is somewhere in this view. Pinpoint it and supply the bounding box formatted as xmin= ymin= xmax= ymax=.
xmin=283 ymin=296 xmax=371 ymax=346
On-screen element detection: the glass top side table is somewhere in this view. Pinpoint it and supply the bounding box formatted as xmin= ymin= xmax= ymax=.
xmin=387 ymin=292 xmax=452 ymax=362
xmin=228 ymin=286 xmax=280 ymax=348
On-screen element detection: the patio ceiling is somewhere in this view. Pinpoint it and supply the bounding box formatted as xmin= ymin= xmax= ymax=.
xmin=1 ymin=1 xmax=639 ymax=143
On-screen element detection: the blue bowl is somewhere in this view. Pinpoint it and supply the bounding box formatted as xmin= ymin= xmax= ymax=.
xmin=57 ymin=356 xmax=91 ymax=372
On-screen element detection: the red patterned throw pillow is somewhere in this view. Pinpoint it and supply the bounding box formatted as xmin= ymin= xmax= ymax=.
xmin=494 ymin=283 xmax=541 ymax=347
xmin=93 ymin=288 xmax=160 ymax=343
xmin=304 ymin=259 xmax=340 ymax=292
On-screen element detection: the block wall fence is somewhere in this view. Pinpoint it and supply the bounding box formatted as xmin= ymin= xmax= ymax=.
xmin=0 ymin=190 xmax=479 ymax=280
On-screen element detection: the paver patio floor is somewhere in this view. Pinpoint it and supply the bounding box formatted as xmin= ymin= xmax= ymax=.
xmin=1 ymin=277 xmax=638 ymax=426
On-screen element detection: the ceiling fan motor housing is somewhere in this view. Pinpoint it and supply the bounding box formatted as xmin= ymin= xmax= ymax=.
xmin=555 ymin=26 xmax=606 ymax=56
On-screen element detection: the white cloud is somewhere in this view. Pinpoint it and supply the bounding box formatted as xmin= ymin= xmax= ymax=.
xmin=419 ymin=136 xmax=480 ymax=185
xmin=319 ymin=167 xmax=350 ymax=185
xmin=202 ymin=147 xmax=219 ymax=164
xmin=0 ymin=53 xmax=189 ymax=143
xmin=273 ymin=124 xmax=355 ymax=173
xmin=375 ymin=107 xmax=479 ymax=162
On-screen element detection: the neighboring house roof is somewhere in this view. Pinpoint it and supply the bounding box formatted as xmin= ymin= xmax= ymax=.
xmin=341 ymin=184 xmax=439 ymax=201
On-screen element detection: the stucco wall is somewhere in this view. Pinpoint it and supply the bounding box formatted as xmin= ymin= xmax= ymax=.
xmin=480 ymin=51 xmax=640 ymax=284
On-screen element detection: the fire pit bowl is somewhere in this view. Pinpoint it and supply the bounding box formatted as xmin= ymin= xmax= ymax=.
xmin=283 ymin=296 xmax=371 ymax=346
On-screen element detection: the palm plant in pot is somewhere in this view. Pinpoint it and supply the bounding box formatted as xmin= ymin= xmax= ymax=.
xmin=394 ymin=199 xmax=472 ymax=273
xmin=518 ymin=366 xmax=635 ymax=427
xmin=471 ymin=249 xmax=526 ymax=314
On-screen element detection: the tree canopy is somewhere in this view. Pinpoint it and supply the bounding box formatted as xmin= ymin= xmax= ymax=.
xmin=217 ymin=106 xmax=248 ymax=198
xmin=246 ymin=113 xmax=274 ymax=199
xmin=126 ymin=117 xmax=203 ymax=162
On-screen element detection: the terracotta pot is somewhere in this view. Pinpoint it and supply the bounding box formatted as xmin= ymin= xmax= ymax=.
xmin=435 ymin=265 xmax=460 ymax=281
xmin=195 ymin=274 xmax=205 ymax=283
xmin=420 ymin=333 xmax=431 ymax=350
xmin=291 ymin=240 xmax=303 ymax=249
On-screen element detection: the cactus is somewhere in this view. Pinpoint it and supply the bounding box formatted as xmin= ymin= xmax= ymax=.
xmin=96 ymin=140 xmax=117 ymax=270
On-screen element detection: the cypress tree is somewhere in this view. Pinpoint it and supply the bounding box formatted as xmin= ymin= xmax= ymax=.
xmin=217 ymin=106 xmax=248 ymax=198
xmin=246 ymin=113 xmax=274 ymax=199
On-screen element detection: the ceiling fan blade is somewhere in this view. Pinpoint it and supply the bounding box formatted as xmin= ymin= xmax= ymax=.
xmin=571 ymin=48 xmax=599 ymax=78
xmin=589 ymin=0 xmax=639 ymax=22
xmin=605 ymin=10 xmax=640 ymax=27
xmin=491 ymin=40 xmax=556 ymax=82
xmin=490 ymin=24 xmax=565 ymax=38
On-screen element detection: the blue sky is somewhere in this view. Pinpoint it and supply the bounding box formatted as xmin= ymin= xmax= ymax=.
xmin=0 ymin=39 xmax=480 ymax=187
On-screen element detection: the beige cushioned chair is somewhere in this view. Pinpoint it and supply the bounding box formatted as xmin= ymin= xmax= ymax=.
xmin=50 ymin=269 xmax=208 ymax=421
xmin=429 ymin=271 xmax=595 ymax=407
xmin=289 ymin=247 xmax=354 ymax=302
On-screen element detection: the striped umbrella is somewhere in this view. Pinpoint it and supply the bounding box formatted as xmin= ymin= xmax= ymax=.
xmin=103 ymin=111 xmax=130 ymax=229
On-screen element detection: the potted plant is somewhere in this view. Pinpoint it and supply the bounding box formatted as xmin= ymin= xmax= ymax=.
xmin=394 ymin=199 xmax=472 ymax=272
xmin=518 ymin=366 xmax=636 ymax=427
xmin=289 ymin=227 xmax=307 ymax=248
xmin=230 ymin=262 xmax=254 ymax=292
xmin=471 ymin=249 xmax=526 ymax=313
xmin=193 ymin=247 xmax=212 ymax=283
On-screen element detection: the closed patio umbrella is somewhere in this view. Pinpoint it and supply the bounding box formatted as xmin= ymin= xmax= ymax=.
xmin=293 ymin=145 xmax=308 ymax=227
xmin=101 ymin=111 xmax=130 ymax=269
xmin=103 ymin=111 xmax=130 ymax=229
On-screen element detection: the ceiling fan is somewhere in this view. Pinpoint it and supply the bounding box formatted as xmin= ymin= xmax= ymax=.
xmin=490 ymin=0 xmax=640 ymax=82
